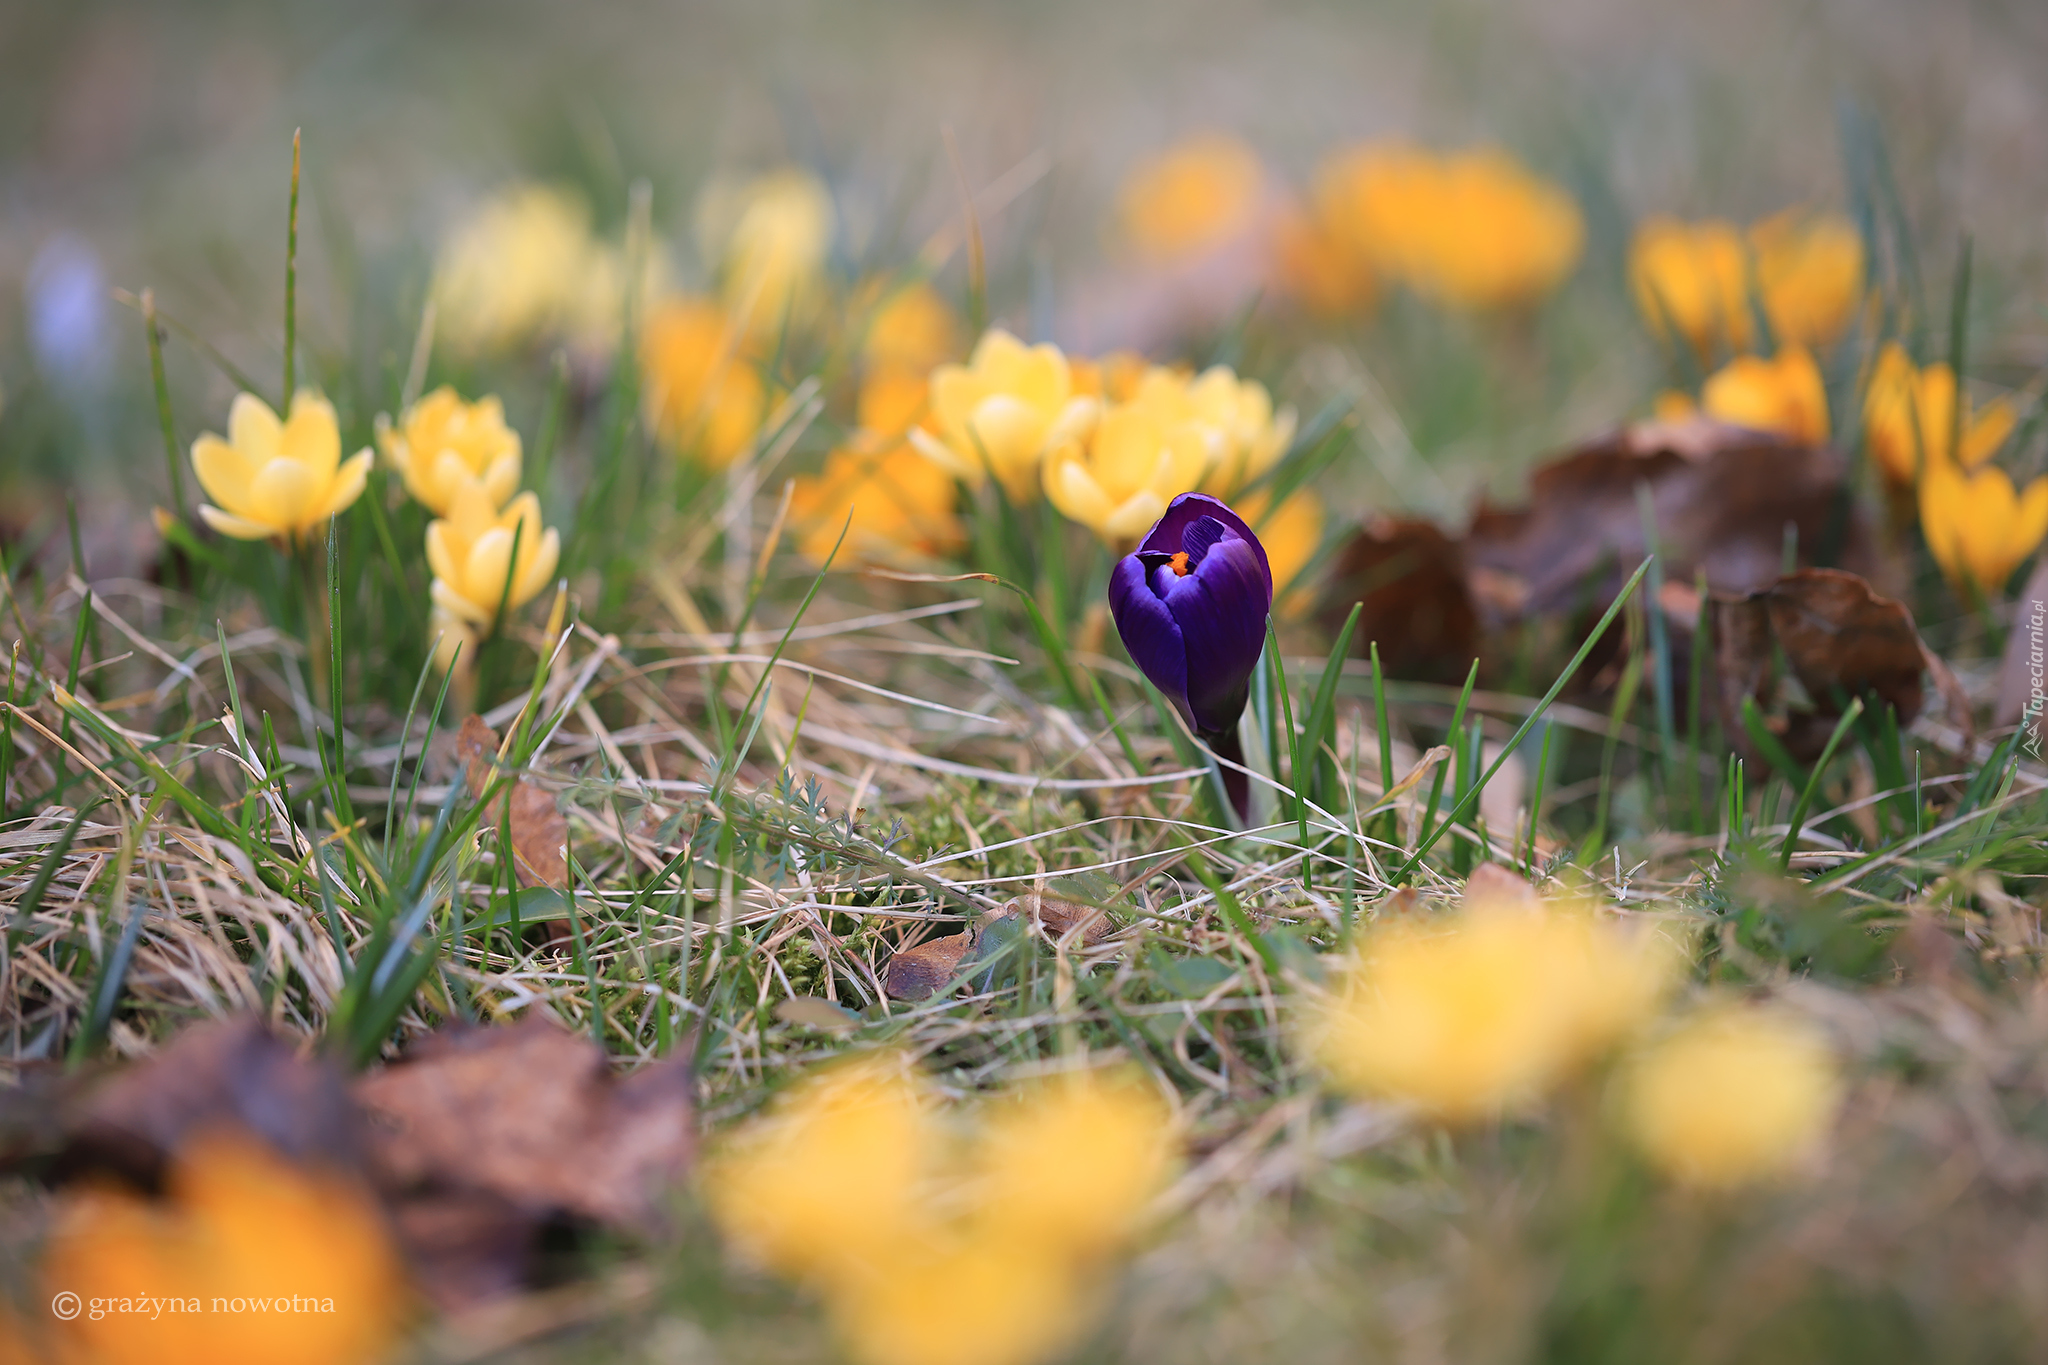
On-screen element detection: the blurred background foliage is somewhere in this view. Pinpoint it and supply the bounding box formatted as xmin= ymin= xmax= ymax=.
xmin=4 ymin=0 xmax=2045 ymax=525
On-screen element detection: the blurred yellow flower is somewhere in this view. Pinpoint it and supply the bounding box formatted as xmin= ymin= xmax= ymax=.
xmin=1185 ymin=366 xmax=1297 ymax=493
xmin=1749 ymin=209 xmax=1865 ymax=349
xmin=1313 ymin=904 xmax=1676 ymax=1122
xmin=1043 ymin=399 xmax=1205 ymax=541
xmin=1698 ymin=345 xmax=1829 ymax=445
xmin=1862 ymin=341 xmax=2016 ymax=485
xmin=831 ymin=1238 xmax=1088 ymax=1365
xmin=37 ymin=1131 xmax=408 ymax=1365
xmin=1235 ymin=486 xmax=1324 ymax=619
xmin=432 ymin=182 xmax=606 ymax=354
xmin=858 ymin=279 xmax=960 ymax=373
xmin=1621 ymin=1004 xmax=1839 ymax=1189
xmin=790 ymin=444 xmax=965 ymax=568
xmin=428 ymin=603 xmax=478 ymax=678
xmin=854 ymin=364 xmax=930 ymax=437
xmin=976 ymin=1073 xmax=1175 ymax=1259
xmin=702 ymin=168 xmax=835 ymax=338
xmin=1919 ymin=457 xmax=2048 ymax=594
xmin=1115 ymin=133 xmax=1263 ymax=263
xmin=1070 ymin=350 xmax=1156 ymax=405
xmin=705 ymin=1054 xmax=934 ymax=1286
xmin=1316 ymin=143 xmax=1582 ymax=310
xmin=191 ymin=392 xmax=371 ymax=544
xmin=1630 ymin=210 xmax=1865 ymax=358
xmin=376 ymin=386 xmax=522 ymax=515
xmin=1629 ymin=216 xmax=1748 ymax=356
xmin=426 ymin=483 xmax=561 ymax=627
xmin=1272 ymin=201 xmax=1378 ymax=318
xmin=913 ymin=329 xmax=1095 ymax=500
xmin=641 ymin=296 xmax=768 ymax=468
xmin=705 ymin=1056 xmax=1174 ymax=1365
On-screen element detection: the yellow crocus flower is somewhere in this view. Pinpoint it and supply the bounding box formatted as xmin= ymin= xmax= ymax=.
xmin=37 ymin=1132 xmax=408 ymax=1365
xmin=432 ymin=182 xmax=604 ymax=354
xmin=1621 ymin=1004 xmax=1839 ymax=1189
xmin=1863 ymin=341 xmax=2016 ymax=484
xmin=1185 ymin=365 xmax=1297 ymax=493
xmin=1042 ymin=401 xmax=1206 ymax=542
xmin=425 ymin=483 xmax=561 ymax=627
xmin=1629 ymin=216 xmax=1750 ymax=356
xmin=191 ymin=391 xmax=371 ymax=543
xmin=1316 ymin=142 xmax=1582 ymax=310
xmin=1115 ymin=133 xmax=1263 ymax=263
xmin=1272 ymin=200 xmax=1378 ymax=318
xmin=857 ymin=279 xmax=960 ymax=374
xmin=1312 ymin=904 xmax=1676 ymax=1122
xmin=641 ymin=296 xmax=768 ymax=469
xmin=1630 ymin=210 xmax=1864 ymax=357
xmin=1699 ymin=345 xmax=1829 ymax=445
xmin=791 ymin=370 xmax=965 ymax=573
xmin=912 ymin=329 xmax=1096 ymax=500
xmin=377 ymin=385 xmax=522 ymax=515
xmin=1234 ymin=486 xmax=1324 ymax=618
xmin=1069 ymin=350 xmax=1157 ymax=405
xmin=1919 ymin=457 xmax=2048 ymax=594
xmin=701 ymin=168 xmax=835 ymax=339
xmin=1749 ymin=209 xmax=1865 ymax=348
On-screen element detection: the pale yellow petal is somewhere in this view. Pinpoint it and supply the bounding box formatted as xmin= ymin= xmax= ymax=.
xmin=198 ymin=504 xmax=278 ymax=540
xmin=312 ymin=450 xmax=373 ymax=522
xmin=1045 ymin=456 xmax=1118 ymax=534
xmin=424 ymin=520 xmax=459 ymax=586
xmin=191 ymin=434 xmax=253 ymax=513
xmin=431 ymin=575 xmax=493 ymax=625
xmin=1103 ymin=488 xmax=1169 ymax=540
xmin=227 ymin=392 xmax=282 ymax=461
xmin=246 ymin=459 xmax=320 ymax=533
xmin=282 ymin=391 xmax=343 ymax=483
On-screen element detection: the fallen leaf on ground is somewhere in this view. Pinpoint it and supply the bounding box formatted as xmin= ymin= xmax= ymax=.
xmin=1711 ymin=568 xmax=1963 ymax=762
xmin=1006 ymin=893 xmax=1113 ymax=946
xmin=45 ymin=1016 xmax=359 ymax=1187
xmin=353 ymin=1013 xmax=695 ymax=1309
xmin=1319 ymin=516 xmax=1479 ymax=683
xmin=884 ymin=931 xmax=976 ymax=1000
xmin=457 ymin=715 xmax=569 ymax=890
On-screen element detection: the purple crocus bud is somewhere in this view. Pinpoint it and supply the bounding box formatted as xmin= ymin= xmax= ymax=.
xmin=1107 ymin=493 xmax=1274 ymax=820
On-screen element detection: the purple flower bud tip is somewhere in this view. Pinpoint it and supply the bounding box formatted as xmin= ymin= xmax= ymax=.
xmin=1107 ymin=493 xmax=1274 ymax=819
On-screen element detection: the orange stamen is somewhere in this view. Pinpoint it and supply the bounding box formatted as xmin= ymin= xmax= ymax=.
xmin=1168 ymin=552 xmax=1193 ymax=577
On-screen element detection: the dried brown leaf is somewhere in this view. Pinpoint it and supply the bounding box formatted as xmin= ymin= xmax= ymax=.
xmin=1006 ymin=893 xmax=1112 ymax=946
xmin=1467 ymin=418 xmax=1875 ymax=621
xmin=1319 ymin=516 xmax=1479 ymax=683
xmin=884 ymin=931 xmax=976 ymax=1000
xmin=353 ymin=1014 xmax=694 ymax=1233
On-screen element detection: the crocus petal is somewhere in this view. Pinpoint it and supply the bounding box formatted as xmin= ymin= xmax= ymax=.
xmin=198 ymin=504 xmax=279 ymax=541
xmin=312 ymin=450 xmax=373 ymax=522
xmin=1162 ymin=535 xmax=1272 ymax=734
xmin=1107 ymin=554 xmax=1190 ymax=726
xmin=247 ymin=459 xmax=319 ymax=533
xmin=465 ymin=526 xmax=517 ymax=608
xmin=227 ymin=393 xmax=282 ymax=461
xmin=481 ymin=452 xmax=523 ymax=510
xmin=282 ymin=392 xmax=343 ymax=484
xmin=518 ymin=528 xmax=562 ymax=607
xmin=191 ymin=434 xmax=253 ymax=512
xmin=1138 ymin=493 xmax=1272 ymax=582
xmin=431 ymin=575 xmax=494 ymax=625
xmin=1103 ymin=489 xmax=1169 ymax=541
